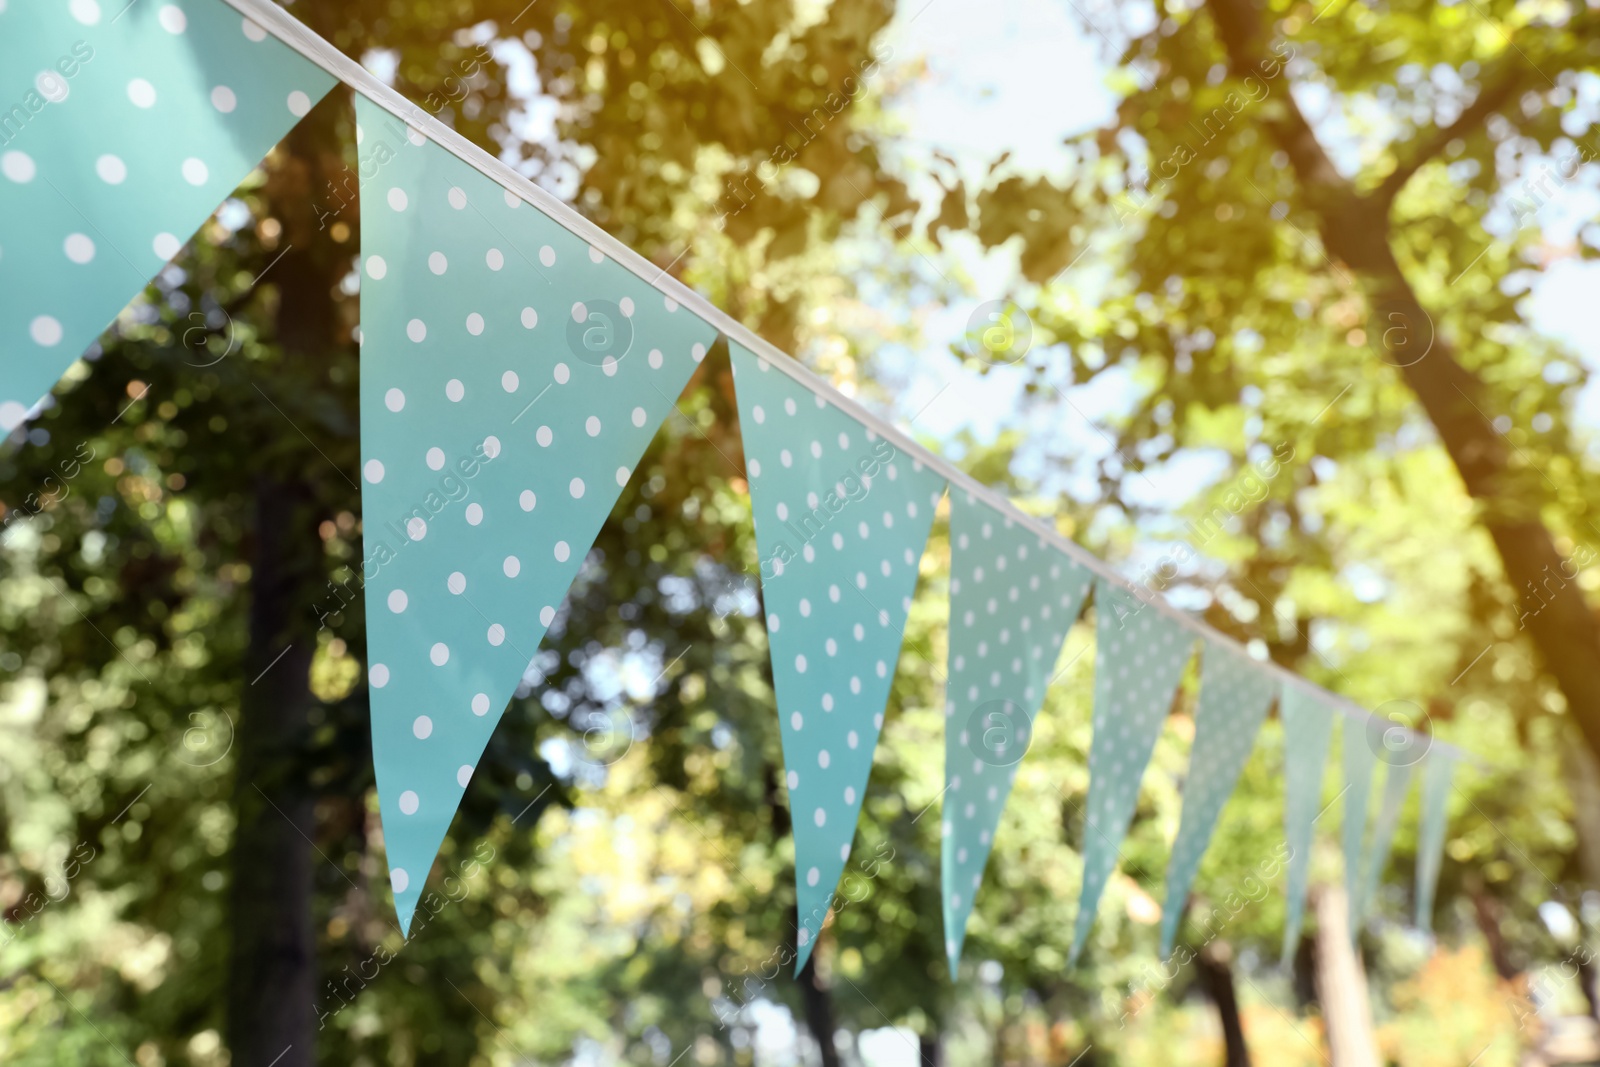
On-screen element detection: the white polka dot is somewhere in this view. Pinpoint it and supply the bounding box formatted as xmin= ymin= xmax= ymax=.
xmin=387 ymin=187 xmax=408 ymax=211
xmin=487 ymin=624 xmax=505 ymax=646
xmin=426 ymin=447 xmax=445 ymax=470
xmin=448 ymin=186 xmax=467 ymax=209
xmin=96 ymin=155 xmax=126 ymax=184
xmin=406 ymin=517 xmax=427 ymax=541
xmin=287 ymin=90 xmax=312 ymax=117
xmin=619 ymin=297 xmax=635 ymax=316
xmin=787 ymin=770 xmax=800 ymax=790
xmin=554 ymin=541 xmax=571 ymax=562
xmin=428 ymin=252 xmax=448 ymax=275
xmin=791 ymin=712 xmax=803 ymax=730
xmin=813 ymin=808 xmax=827 ymax=827
xmin=413 ymin=714 xmax=434 ymax=738
xmin=632 ymin=407 xmax=647 ymax=428
xmin=795 ymin=654 xmax=808 ymax=673
xmin=28 ymin=316 xmax=62 ymax=347
xmin=210 ymin=86 xmax=236 ymax=113
xmin=471 ymin=693 xmax=490 ymax=715
xmin=807 ymin=867 xmax=820 ymax=887
xmin=586 ymin=416 xmax=601 ymax=436
xmin=817 ymin=750 xmax=830 ymax=768
xmin=385 ymin=387 xmax=405 ymax=412
xmin=388 ymin=589 xmax=408 ymax=613
xmin=520 ymin=307 xmax=538 ymax=329
xmin=692 ymin=343 xmax=706 ymax=363
xmin=501 ymin=371 xmax=519 ymax=392
xmin=457 ymin=765 xmax=474 ymax=788
xmin=571 ymin=302 xmax=588 ymax=323
xmin=390 ymin=868 xmax=409 ymax=893
xmin=128 ymin=79 xmax=157 ymax=108
xmin=539 ymin=245 xmax=556 ymax=267
xmin=157 ymin=6 xmax=186 ymax=33
xmin=448 ymin=572 xmax=467 ymax=595
xmin=649 ymin=349 xmax=663 ymax=369
xmin=844 ymin=786 xmax=856 ymax=804
xmin=554 ymin=363 xmax=571 ymax=385
xmin=35 ymin=71 xmax=68 ymax=104
xmin=445 ymin=378 xmax=464 ymax=401
xmin=64 ymin=234 xmax=94 ymax=264
xmin=428 ymin=644 xmax=449 ymax=667
xmin=536 ymin=426 xmax=553 ymax=447
xmin=70 ymin=0 xmax=101 ymax=24
xmin=363 ymin=459 xmax=385 ymax=483
xmin=369 ymin=664 xmax=390 ymax=688
xmin=181 ymin=158 xmax=209 ymax=185
xmin=1 ymin=151 xmax=33 ymax=184
xmin=466 ymin=313 xmax=484 ymax=336
xmin=153 ymin=233 xmax=181 ymax=260
xmin=520 ymin=490 xmax=536 ymax=511
xmin=503 ymin=556 xmax=521 ymax=578
xmin=539 ymin=606 xmax=556 ymax=626
xmin=398 ymin=790 xmax=419 ymax=815
xmin=615 ymin=467 xmax=630 ymax=486
xmin=798 ymin=928 xmax=811 ymax=947
xmin=569 ymin=478 xmax=585 ymax=499
xmin=588 ymin=245 xmax=604 ymax=263
xmin=486 ymin=248 xmax=504 ymax=270
xmin=481 ymin=436 xmax=502 ymax=460
xmin=465 ymin=503 xmax=483 ymax=525
xmin=366 ymin=255 xmax=387 ymax=280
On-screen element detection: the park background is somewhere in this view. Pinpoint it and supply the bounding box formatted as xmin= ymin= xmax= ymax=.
xmin=3 ymin=0 xmax=1600 ymax=1064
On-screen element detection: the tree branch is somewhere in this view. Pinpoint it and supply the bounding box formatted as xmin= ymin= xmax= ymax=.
xmin=1372 ymin=60 xmax=1528 ymax=207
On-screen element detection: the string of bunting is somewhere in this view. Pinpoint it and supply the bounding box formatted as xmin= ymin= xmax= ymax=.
xmin=0 ymin=0 xmax=1469 ymax=968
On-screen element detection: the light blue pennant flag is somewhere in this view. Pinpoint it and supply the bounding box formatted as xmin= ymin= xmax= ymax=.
xmin=0 ymin=0 xmax=335 ymax=430
xmin=1340 ymin=716 xmax=1378 ymax=930
xmin=941 ymin=494 xmax=1092 ymax=976
xmin=1414 ymin=748 xmax=1457 ymax=931
xmin=1158 ymin=640 xmax=1275 ymax=955
xmin=356 ymin=94 xmax=718 ymax=932
xmin=1279 ymin=683 xmax=1337 ymax=965
xmin=728 ymin=341 xmax=945 ymax=971
xmin=1356 ymin=759 xmax=1414 ymax=926
xmin=1069 ymin=581 xmax=1196 ymax=963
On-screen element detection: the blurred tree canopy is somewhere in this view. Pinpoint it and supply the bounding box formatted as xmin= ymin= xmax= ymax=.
xmin=1 ymin=0 xmax=1598 ymax=1064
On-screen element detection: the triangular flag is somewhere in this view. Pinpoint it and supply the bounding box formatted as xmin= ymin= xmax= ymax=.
xmin=356 ymin=94 xmax=718 ymax=932
xmin=728 ymin=341 xmax=944 ymax=970
xmin=1356 ymin=759 xmax=1415 ymax=926
xmin=0 ymin=0 xmax=335 ymax=430
xmin=1414 ymin=748 xmax=1457 ymax=931
xmin=1339 ymin=717 xmax=1378 ymax=931
xmin=941 ymin=494 xmax=1092 ymax=975
xmin=1069 ymin=581 xmax=1196 ymax=963
xmin=1279 ymin=684 xmax=1337 ymax=965
xmin=1158 ymin=640 xmax=1275 ymax=955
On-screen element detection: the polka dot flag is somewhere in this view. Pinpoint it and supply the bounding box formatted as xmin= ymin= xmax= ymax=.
xmin=0 ymin=0 xmax=334 ymax=431
xmin=1356 ymin=760 xmax=1414 ymax=928
xmin=1339 ymin=714 xmax=1377 ymax=931
xmin=728 ymin=340 xmax=945 ymax=971
xmin=940 ymin=492 xmax=1092 ymax=976
xmin=1069 ymin=581 xmax=1196 ymax=964
xmin=1279 ymin=683 xmax=1336 ymax=964
xmin=1157 ymin=639 xmax=1275 ymax=955
xmin=355 ymin=94 xmax=718 ymax=933
xmin=1413 ymin=747 xmax=1457 ymax=931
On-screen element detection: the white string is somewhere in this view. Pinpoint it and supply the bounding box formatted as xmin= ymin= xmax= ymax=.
xmin=217 ymin=0 xmax=1476 ymax=769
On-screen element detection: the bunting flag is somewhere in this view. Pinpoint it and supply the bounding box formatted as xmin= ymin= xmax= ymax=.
xmin=940 ymin=494 xmax=1092 ymax=974
xmin=1356 ymin=760 xmax=1415 ymax=926
xmin=355 ymin=94 xmax=718 ymax=932
xmin=1414 ymin=748 xmax=1457 ymax=930
xmin=1340 ymin=719 xmax=1378 ymax=931
xmin=729 ymin=340 xmax=945 ymax=970
xmin=1278 ymin=684 xmax=1337 ymax=964
xmin=0 ymin=0 xmax=334 ymax=431
xmin=1069 ymin=582 xmax=1196 ymax=962
xmin=1158 ymin=640 xmax=1275 ymax=955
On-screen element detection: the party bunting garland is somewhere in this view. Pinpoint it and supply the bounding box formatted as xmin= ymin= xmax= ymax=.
xmin=1158 ymin=640 xmax=1276 ymax=956
xmin=0 ymin=0 xmax=333 ymax=430
xmin=1070 ymin=582 xmax=1196 ymax=963
xmin=728 ymin=340 xmax=945 ymax=970
xmin=941 ymin=493 xmax=1093 ymax=973
xmin=0 ymin=0 xmax=1475 ymax=968
xmin=1279 ymin=684 xmax=1337 ymax=963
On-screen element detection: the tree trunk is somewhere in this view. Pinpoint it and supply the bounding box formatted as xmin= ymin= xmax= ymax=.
xmin=1466 ymin=877 xmax=1521 ymax=982
xmin=1202 ymin=0 xmax=1600 ymax=778
xmin=1195 ymin=941 xmax=1252 ymax=1067
xmin=226 ymin=89 xmax=346 ymax=1067
xmin=1313 ymin=884 xmax=1379 ymax=1067
xmin=918 ymin=1032 xmax=942 ymax=1067
xmin=799 ymin=954 xmax=843 ymax=1067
